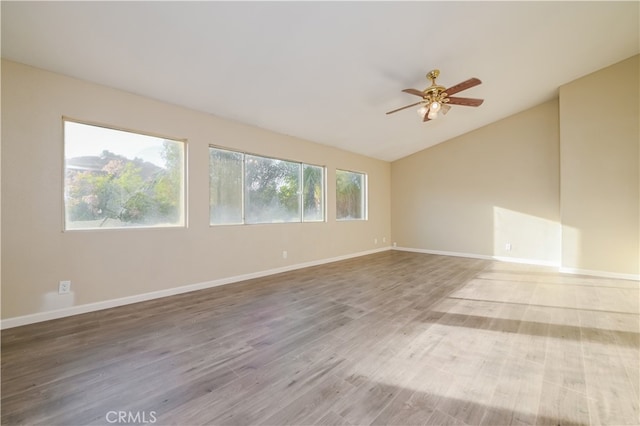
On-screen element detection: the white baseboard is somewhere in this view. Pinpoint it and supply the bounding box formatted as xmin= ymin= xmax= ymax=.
xmin=1 ymin=247 xmax=391 ymax=330
xmin=394 ymin=246 xmax=639 ymax=281
xmin=393 ymin=246 xmax=560 ymax=267
xmin=559 ymin=267 xmax=639 ymax=282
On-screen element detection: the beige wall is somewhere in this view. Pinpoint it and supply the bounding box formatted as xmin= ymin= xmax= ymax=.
xmin=1 ymin=60 xmax=391 ymax=320
xmin=392 ymin=55 xmax=639 ymax=278
xmin=3 ymin=55 xmax=638 ymax=323
xmin=391 ymin=100 xmax=561 ymax=264
xmin=559 ymin=55 xmax=639 ymax=276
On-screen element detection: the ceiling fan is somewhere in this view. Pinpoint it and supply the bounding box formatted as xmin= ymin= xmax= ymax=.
xmin=386 ymin=69 xmax=484 ymax=122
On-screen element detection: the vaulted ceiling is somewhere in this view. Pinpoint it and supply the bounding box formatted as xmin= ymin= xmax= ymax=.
xmin=2 ymin=1 xmax=638 ymax=161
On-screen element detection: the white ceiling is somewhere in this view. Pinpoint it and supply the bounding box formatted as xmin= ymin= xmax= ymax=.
xmin=2 ymin=1 xmax=639 ymax=162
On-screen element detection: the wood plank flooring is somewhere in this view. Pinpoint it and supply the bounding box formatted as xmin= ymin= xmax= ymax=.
xmin=2 ymin=251 xmax=638 ymax=425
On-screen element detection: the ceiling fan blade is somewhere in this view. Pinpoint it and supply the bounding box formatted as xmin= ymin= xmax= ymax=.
xmin=445 ymin=78 xmax=482 ymax=96
xmin=402 ymin=88 xmax=426 ymax=97
xmin=386 ymin=101 xmax=422 ymax=115
xmin=447 ymin=96 xmax=484 ymax=107
xmin=423 ymin=112 xmax=431 ymax=122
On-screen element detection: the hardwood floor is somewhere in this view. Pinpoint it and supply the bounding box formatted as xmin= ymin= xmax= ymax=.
xmin=2 ymin=251 xmax=638 ymax=425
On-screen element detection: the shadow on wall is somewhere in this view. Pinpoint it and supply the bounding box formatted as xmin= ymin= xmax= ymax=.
xmin=396 ymin=200 xmax=594 ymax=273
xmin=518 ymin=202 xmax=640 ymax=278
xmin=492 ymin=206 xmax=563 ymax=265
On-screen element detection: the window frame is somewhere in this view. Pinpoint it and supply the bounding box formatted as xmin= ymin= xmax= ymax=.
xmin=209 ymin=145 xmax=326 ymax=226
xmin=62 ymin=117 xmax=188 ymax=231
xmin=335 ymin=168 xmax=368 ymax=221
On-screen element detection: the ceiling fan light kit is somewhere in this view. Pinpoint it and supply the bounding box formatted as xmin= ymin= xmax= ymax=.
xmin=387 ymin=69 xmax=484 ymax=122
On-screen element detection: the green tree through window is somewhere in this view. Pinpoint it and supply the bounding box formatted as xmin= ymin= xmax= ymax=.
xmin=209 ymin=147 xmax=325 ymax=225
xmin=64 ymin=121 xmax=185 ymax=230
xmin=336 ymin=169 xmax=366 ymax=220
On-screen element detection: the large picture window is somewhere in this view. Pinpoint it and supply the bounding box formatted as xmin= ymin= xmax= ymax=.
xmin=64 ymin=120 xmax=186 ymax=230
xmin=209 ymin=147 xmax=325 ymax=225
xmin=336 ymin=169 xmax=367 ymax=220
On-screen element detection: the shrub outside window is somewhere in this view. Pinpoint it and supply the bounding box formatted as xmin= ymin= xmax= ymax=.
xmin=64 ymin=120 xmax=186 ymax=230
xmin=336 ymin=169 xmax=367 ymax=220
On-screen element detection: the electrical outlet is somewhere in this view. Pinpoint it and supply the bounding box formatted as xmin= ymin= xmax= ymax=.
xmin=59 ymin=280 xmax=71 ymax=294
xmin=505 ymin=243 xmax=512 ymax=251
xmin=374 ymin=238 xmax=378 ymax=244
xmin=383 ymin=237 xmax=386 ymax=243
xmin=282 ymin=250 xmax=288 ymax=259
